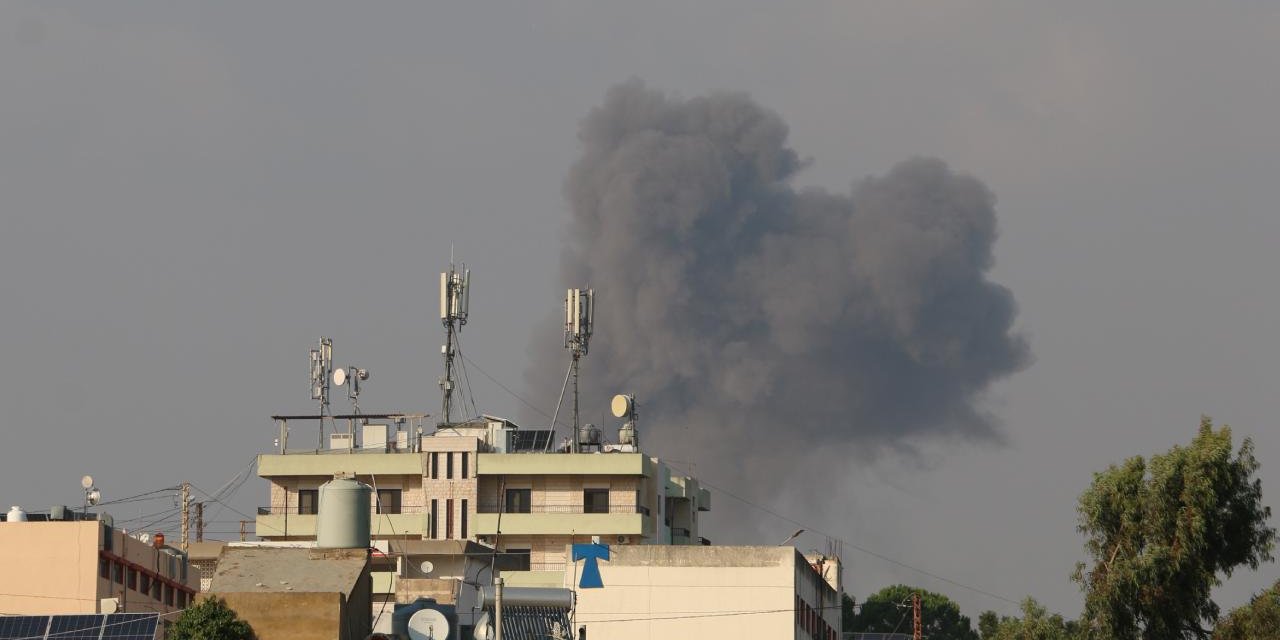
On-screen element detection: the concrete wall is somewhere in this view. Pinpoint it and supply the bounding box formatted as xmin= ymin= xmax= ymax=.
xmin=208 ymin=592 xmax=349 ymax=640
xmin=0 ymin=521 xmax=100 ymax=613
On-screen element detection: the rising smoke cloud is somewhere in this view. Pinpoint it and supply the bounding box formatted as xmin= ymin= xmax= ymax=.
xmin=526 ymin=80 xmax=1030 ymax=496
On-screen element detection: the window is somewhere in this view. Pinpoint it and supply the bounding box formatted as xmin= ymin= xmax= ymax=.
xmin=446 ymin=453 xmax=455 ymax=479
xmin=127 ymin=568 xmax=137 ymax=591
xmin=114 ymin=562 xmax=124 ymax=584
xmin=504 ymin=488 xmax=531 ymax=514
xmin=460 ymin=499 xmax=468 ymax=539
xmin=297 ymin=489 xmax=319 ymax=515
xmin=100 ymin=558 xmax=110 ymax=580
xmin=446 ymin=499 xmax=454 ymax=539
xmin=430 ymin=499 xmax=438 ymax=539
xmin=140 ymin=574 xmax=151 ymax=597
xmin=164 ymin=585 xmax=174 ymax=607
xmin=376 ymin=489 xmax=402 ymax=515
xmin=500 ymin=548 xmax=531 ymax=571
xmin=584 ymin=489 xmax=610 ymax=514
xmin=430 ymin=452 xmax=439 ymax=479
xmin=461 ymin=453 xmax=469 ymax=479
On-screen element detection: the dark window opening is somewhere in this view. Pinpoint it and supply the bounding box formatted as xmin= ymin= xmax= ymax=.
xmin=445 ymin=499 xmax=454 ymax=539
xmin=461 ymin=453 xmax=469 ymax=479
xmin=127 ymin=568 xmax=137 ymax=591
xmin=297 ymin=489 xmax=319 ymax=515
xmin=461 ymin=499 xmax=468 ymax=538
xmin=430 ymin=499 xmax=439 ymax=539
xmin=100 ymin=558 xmax=110 ymax=580
xmin=505 ymin=489 xmax=531 ymax=514
xmin=430 ymin=452 xmax=439 ymax=479
xmin=584 ymin=489 xmax=610 ymax=514
xmin=446 ymin=453 xmax=455 ymax=479
xmin=500 ymin=548 xmax=531 ymax=571
xmin=376 ymin=489 xmax=402 ymax=515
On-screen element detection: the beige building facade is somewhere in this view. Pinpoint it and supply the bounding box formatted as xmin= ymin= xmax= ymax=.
xmin=568 ymin=545 xmax=842 ymax=640
xmin=0 ymin=520 xmax=198 ymax=615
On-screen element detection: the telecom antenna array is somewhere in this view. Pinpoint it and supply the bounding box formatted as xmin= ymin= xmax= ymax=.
xmin=309 ymin=337 xmax=334 ymax=446
xmin=564 ymin=288 xmax=594 ymax=452
xmin=439 ymin=262 xmax=470 ymax=426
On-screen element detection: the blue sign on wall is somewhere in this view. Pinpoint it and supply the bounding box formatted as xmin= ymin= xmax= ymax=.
xmin=571 ymin=543 xmax=610 ymax=589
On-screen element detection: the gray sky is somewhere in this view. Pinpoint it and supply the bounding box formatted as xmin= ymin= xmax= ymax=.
xmin=2 ymin=1 xmax=1278 ymax=620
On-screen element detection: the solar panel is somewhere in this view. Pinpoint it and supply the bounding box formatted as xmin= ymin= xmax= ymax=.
xmin=103 ymin=614 xmax=159 ymax=640
xmin=508 ymin=430 xmax=555 ymax=452
xmin=0 ymin=613 xmax=159 ymax=640
xmin=47 ymin=615 xmax=102 ymax=640
xmin=0 ymin=616 xmax=50 ymax=640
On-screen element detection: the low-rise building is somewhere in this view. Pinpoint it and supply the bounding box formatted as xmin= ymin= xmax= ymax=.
xmin=0 ymin=516 xmax=198 ymax=615
xmin=567 ymin=545 xmax=842 ymax=640
xmin=206 ymin=546 xmax=372 ymax=640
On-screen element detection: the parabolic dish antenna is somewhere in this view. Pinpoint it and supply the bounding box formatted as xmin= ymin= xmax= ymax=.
xmin=611 ymin=394 xmax=633 ymax=418
xmin=406 ymin=608 xmax=450 ymax=640
xmin=332 ymin=368 xmax=347 ymax=387
xmin=81 ymin=475 xmax=94 ymax=489
xmin=419 ymin=561 xmax=434 ymax=576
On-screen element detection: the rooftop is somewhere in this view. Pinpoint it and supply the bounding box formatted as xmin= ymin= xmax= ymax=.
xmin=208 ymin=547 xmax=368 ymax=595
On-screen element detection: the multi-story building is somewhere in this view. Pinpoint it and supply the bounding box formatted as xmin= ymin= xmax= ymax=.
xmin=254 ymin=414 xmax=710 ymax=593
xmin=0 ymin=513 xmax=198 ymax=614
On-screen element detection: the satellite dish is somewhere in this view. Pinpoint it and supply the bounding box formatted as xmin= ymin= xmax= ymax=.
xmin=473 ymin=612 xmax=493 ymax=640
xmin=87 ymin=489 xmax=101 ymax=506
xmin=81 ymin=475 xmax=94 ymax=489
xmin=332 ymin=368 xmax=348 ymax=387
xmin=611 ymin=394 xmax=633 ymax=418
xmin=406 ymin=609 xmax=450 ymax=640
xmin=136 ymin=533 xmax=151 ymax=545
xmin=419 ymin=560 xmax=434 ymax=576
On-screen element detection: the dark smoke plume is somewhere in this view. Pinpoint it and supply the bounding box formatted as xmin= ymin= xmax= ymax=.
xmin=526 ymin=80 xmax=1029 ymax=503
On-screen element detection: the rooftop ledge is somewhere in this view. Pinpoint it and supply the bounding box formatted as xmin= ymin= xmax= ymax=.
xmin=258 ymin=452 xmax=423 ymax=477
xmin=476 ymin=453 xmax=649 ymax=476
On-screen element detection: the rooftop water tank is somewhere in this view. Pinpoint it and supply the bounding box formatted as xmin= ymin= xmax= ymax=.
xmin=5 ymin=506 xmax=27 ymax=522
xmin=578 ymin=423 xmax=601 ymax=446
xmin=316 ymin=477 xmax=371 ymax=548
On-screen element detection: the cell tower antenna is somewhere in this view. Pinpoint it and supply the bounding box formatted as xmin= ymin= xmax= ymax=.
xmin=439 ymin=260 xmax=470 ymax=426
xmin=309 ymin=337 xmax=334 ymax=446
xmin=564 ymin=287 xmax=594 ymax=452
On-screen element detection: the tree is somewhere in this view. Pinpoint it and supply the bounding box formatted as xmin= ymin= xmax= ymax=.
xmin=982 ymin=598 xmax=1078 ymax=640
xmin=847 ymin=584 xmax=978 ymax=640
xmin=169 ymin=597 xmax=254 ymax=640
xmin=1214 ymin=579 xmax=1280 ymax=640
xmin=1072 ymin=417 xmax=1275 ymax=639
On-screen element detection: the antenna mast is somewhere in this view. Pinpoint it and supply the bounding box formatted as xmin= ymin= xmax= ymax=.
xmin=310 ymin=337 xmax=334 ymax=447
xmin=439 ymin=262 xmax=470 ymax=426
xmin=564 ymin=288 xmax=594 ymax=452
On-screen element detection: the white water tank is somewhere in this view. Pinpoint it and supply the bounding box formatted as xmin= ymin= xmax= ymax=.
xmin=5 ymin=506 xmax=28 ymax=522
xmin=316 ymin=477 xmax=372 ymax=548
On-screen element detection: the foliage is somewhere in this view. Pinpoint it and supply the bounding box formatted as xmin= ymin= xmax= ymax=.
xmin=847 ymin=584 xmax=978 ymax=640
xmin=982 ymin=598 xmax=1078 ymax=640
xmin=1214 ymin=579 xmax=1280 ymax=640
xmin=1072 ymin=417 xmax=1275 ymax=639
xmin=843 ymin=593 xmax=857 ymax=632
xmin=169 ymin=597 xmax=254 ymax=640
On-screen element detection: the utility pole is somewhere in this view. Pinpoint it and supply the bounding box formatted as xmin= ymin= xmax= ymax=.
xmin=913 ymin=591 xmax=922 ymax=640
xmin=195 ymin=502 xmax=204 ymax=543
xmin=180 ymin=482 xmax=190 ymax=552
xmin=493 ymin=576 xmax=504 ymax=640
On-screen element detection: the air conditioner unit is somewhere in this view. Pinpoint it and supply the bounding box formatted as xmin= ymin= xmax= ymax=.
xmin=330 ymin=433 xmax=354 ymax=450
xmin=616 ymin=535 xmax=631 ymax=544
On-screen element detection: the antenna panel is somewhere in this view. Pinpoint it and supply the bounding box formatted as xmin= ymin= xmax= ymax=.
xmin=439 ymin=272 xmax=449 ymax=320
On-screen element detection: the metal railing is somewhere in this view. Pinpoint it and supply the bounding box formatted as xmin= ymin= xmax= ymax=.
xmin=671 ymin=527 xmax=691 ymax=538
xmin=257 ymin=504 xmax=429 ymax=516
xmin=476 ymin=504 xmax=647 ymax=515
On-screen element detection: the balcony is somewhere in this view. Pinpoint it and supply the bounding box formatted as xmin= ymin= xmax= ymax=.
xmin=255 ymin=505 xmax=430 ymax=539
xmin=473 ymin=504 xmax=646 ymax=537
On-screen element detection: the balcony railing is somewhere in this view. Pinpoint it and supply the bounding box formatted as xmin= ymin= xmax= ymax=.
xmin=476 ymin=504 xmax=647 ymax=515
xmin=671 ymin=527 xmax=691 ymax=538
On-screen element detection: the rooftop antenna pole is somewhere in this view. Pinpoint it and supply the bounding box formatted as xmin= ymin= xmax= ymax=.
xmin=564 ymin=288 xmax=594 ymax=453
xmin=310 ymin=337 xmax=334 ymax=448
xmin=439 ymin=259 xmax=470 ymax=427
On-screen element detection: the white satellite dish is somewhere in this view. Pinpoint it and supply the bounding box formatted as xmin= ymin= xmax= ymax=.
xmin=407 ymin=608 xmax=450 ymax=640
xmin=81 ymin=475 xmax=94 ymax=489
xmin=611 ymin=394 xmax=633 ymax=418
xmin=419 ymin=560 xmax=434 ymax=576
xmin=332 ymin=368 xmax=348 ymax=387
xmin=87 ymin=489 xmax=101 ymax=506
xmin=136 ymin=533 xmax=151 ymax=545
xmin=473 ymin=612 xmax=493 ymax=640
